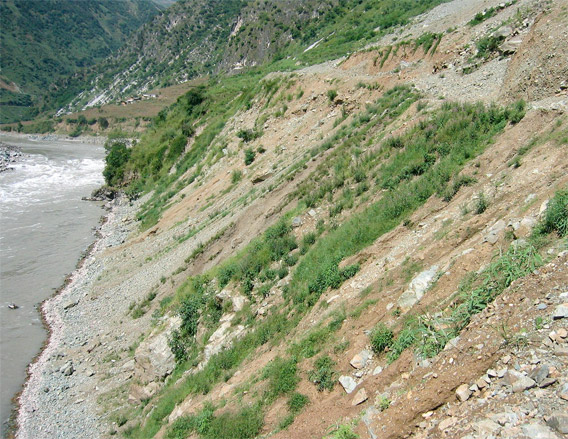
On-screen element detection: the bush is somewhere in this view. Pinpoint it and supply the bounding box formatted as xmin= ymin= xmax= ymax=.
xmin=534 ymin=187 xmax=568 ymax=237
xmin=327 ymin=89 xmax=338 ymax=103
xmin=287 ymin=392 xmax=309 ymax=413
xmin=244 ymin=148 xmax=255 ymax=165
xmin=278 ymin=266 xmax=289 ymax=279
xmin=308 ymin=355 xmax=336 ymax=391
xmin=370 ymin=323 xmax=394 ymax=354
xmin=263 ymin=357 xmax=299 ymax=399
xmin=103 ymin=141 xmax=131 ymax=186
xmin=231 ymin=170 xmax=242 ymax=184
xmin=330 ymin=424 xmax=359 ymax=439
xmin=474 ymin=191 xmax=488 ymax=214
xmin=237 ymin=129 xmax=261 ymax=143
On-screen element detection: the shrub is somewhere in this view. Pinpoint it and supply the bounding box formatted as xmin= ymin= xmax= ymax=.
xmin=263 ymin=357 xmax=299 ymax=399
xmin=474 ymin=191 xmax=488 ymax=214
xmin=231 ymin=169 xmax=242 ymax=184
xmin=103 ymin=141 xmax=131 ymax=186
xmin=278 ymin=266 xmax=289 ymax=279
xmin=287 ymin=392 xmax=309 ymax=413
xmin=370 ymin=323 xmax=394 ymax=354
xmin=302 ymin=232 xmax=317 ymax=247
xmin=327 ymin=89 xmax=338 ymax=103
xmin=244 ymin=148 xmax=255 ymax=165
xmin=308 ymin=355 xmax=336 ymax=391
xmin=387 ymin=325 xmax=418 ymax=363
xmin=534 ymin=187 xmax=568 ymax=237
xmin=237 ymin=129 xmax=261 ymax=143
xmin=330 ymin=424 xmax=359 ymax=439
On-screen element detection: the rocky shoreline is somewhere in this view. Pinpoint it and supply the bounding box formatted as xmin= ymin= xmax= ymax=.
xmin=15 ymin=194 xmax=138 ymax=439
xmin=0 ymin=142 xmax=24 ymax=173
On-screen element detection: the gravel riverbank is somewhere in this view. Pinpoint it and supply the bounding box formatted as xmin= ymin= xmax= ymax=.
xmin=15 ymin=195 xmax=138 ymax=439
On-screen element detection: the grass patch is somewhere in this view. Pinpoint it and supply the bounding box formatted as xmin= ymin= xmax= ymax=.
xmin=308 ymin=355 xmax=337 ymax=392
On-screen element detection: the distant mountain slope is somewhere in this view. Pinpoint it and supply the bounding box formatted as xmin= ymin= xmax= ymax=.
xmin=60 ymin=0 xmax=447 ymax=113
xmin=0 ymin=0 xmax=167 ymax=123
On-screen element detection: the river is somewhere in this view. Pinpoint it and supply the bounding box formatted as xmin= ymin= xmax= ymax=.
xmin=0 ymin=134 xmax=106 ymax=435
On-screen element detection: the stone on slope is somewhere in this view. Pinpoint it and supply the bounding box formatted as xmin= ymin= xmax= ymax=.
xmin=398 ymin=265 xmax=439 ymax=309
xmin=351 ymin=388 xmax=368 ymax=406
xmin=350 ymin=350 xmax=371 ymax=369
xmin=339 ymin=375 xmax=357 ymax=394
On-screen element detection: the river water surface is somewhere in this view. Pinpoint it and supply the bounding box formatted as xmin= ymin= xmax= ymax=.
xmin=0 ymin=134 xmax=105 ymax=433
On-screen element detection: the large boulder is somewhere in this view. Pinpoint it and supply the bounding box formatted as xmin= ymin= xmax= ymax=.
xmin=133 ymin=317 xmax=179 ymax=383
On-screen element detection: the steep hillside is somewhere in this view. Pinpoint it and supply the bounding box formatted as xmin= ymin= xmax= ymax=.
xmin=59 ymin=0 xmax=449 ymax=113
xmin=14 ymin=0 xmax=568 ymax=438
xmin=0 ymin=0 xmax=167 ymax=123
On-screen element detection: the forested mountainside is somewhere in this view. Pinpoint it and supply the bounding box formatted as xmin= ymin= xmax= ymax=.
xmin=0 ymin=0 xmax=169 ymax=123
xmin=59 ymin=0 xmax=448 ymax=112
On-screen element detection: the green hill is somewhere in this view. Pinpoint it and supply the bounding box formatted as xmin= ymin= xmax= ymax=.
xmin=0 ymin=0 xmax=168 ymax=123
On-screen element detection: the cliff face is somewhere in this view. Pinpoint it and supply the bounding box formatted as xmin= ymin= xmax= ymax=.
xmin=16 ymin=0 xmax=568 ymax=438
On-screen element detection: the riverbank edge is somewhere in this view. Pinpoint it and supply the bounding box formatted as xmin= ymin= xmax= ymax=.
xmin=4 ymin=209 xmax=107 ymax=438
xmin=11 ymin=193 xmax=132 ymax=439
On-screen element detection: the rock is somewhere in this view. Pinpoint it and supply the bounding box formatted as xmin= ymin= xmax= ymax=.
xmin=361 ymin=406 xmax=379 ymax=439
xmin=373 ymin=366 xmax=383 ymax=376
xmin=397 ymin=265 xmax=439 ymax=309
xmin=60 ymin=361 xmax=74 ymax=376
xmin=528 ymin=365 xmax=549 ymax=385
xmin=558 ymin=328 xmax=567 ymax=338
xmin=350 ymin=350 xmax=371 ymax=369
xmin=339 ymin=375 xmax=357 ymax=394
xmin=134 ymin=325 xmax=177 ymax=383
xmin=251 ymin=172 xmax=273 ymax=184
xmin=63 ymin=300 xmax=79 ymax=310
xmin=559 ymin=383 xmax=568 ymax=401
xmin=537 ymin=303 xmax=548 ymax=310
xmin=494 ymin=26 xmax=513 ymax=38
xmin=546 ymin=414 xmax=568 ymax=434
xmin=538 ymin=377 xmax=556 ymax=388
xmin=291 ymin=217 xmax=303 ymax=228
xmin=351 ymin=388 xmax=368 ymax=406
xmin=521 ymin=423 xmax=561 ymax=439
xmin=484 ymin=220 xmax=506 ymax=245
xmin=438 ymin=417 xmax=457 ymax=431
xmin=552 ymin=303 xmax=568 ymax=320
xmin=500 ymin=39 xmax=523 ymax=55
xmin=474 ymin=419 xmax=501 ymax=435
xmin=456 ymin=384 xmax=472 ymax=402
xmin=503 ymin=370 xmax=536 ymax=393
xmin=308 ymin=209 xmax=317 ymax=217
xmin=475 ymin=377 xmax=488 ymax=389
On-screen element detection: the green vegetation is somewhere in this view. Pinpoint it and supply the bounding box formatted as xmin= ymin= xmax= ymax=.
xmin=165 ymin=403 xmax=263 ymax=439
xmin=262 ymin=357 xmax=300 ymax=401
xmin=103 ymin=141 xmax=131 ymax=187
xmin=327 ymin=89 xmax=338 ymax=103
xmin=289 ymin=97 xmax=525 ymax=310
xmin=370 ymin=323 xmax=394 ymax=354
xmin=0 ymin=0 xmax=162 ymax=122
xmin=476 ymin=34 xmax=505 ymax=59
xmin=308 ymin=355 xmax=337 ymax=391
xmin=244 ymin=148 xmax=256 ymax=166
xmin=377 ymin=239 xmax=544 ymax=364
xmin=534 ymin=187 xmax=568 ymax=237
xmin=328 ymin=424 xmax=359 ymax=439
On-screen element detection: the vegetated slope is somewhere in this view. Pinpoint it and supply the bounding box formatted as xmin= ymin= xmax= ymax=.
xmin=0 ymin=0 xmax=166 ymax=123
xmin=15 ymin=0 xmax=568 ymax=438
xmin=60 ymin=0 xmax=449 ymax=113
